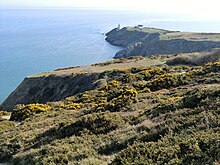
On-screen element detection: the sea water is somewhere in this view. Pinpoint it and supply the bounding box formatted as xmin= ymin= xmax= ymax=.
xmin=0 ymin=8 xmax=220 ymax=104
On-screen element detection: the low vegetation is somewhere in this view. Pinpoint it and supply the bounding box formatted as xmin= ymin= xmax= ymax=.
xmin=166 ymin=49 xmax=220 ymax=66
xmin=0 ymin=120 xmax=14 ymax=133
xmin=11 ymin=103 xmax=52 ymax=121
xmin=0 ymin=110 xmax=10 ymax=117
xmin=0 ymin=60 xmax=220 ymax=164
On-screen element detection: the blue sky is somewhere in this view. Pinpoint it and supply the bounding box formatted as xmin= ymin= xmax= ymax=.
xmin=0 ymin=0 xmax=220 ymax=20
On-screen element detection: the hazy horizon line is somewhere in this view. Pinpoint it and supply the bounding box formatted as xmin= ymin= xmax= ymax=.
xmin=0 ymin=6 xmax=150 ymax=11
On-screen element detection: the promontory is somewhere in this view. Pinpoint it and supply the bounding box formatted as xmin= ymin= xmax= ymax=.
xmin=105 ymin=26 xmax=220 ymax=58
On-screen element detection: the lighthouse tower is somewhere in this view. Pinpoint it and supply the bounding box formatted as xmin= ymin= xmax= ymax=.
xmin=117 ymin=24 xmax=120 ymax=31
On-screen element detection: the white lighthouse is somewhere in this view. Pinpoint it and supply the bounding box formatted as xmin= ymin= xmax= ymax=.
xmin=117 ymin=24 xmax=120 ymax=31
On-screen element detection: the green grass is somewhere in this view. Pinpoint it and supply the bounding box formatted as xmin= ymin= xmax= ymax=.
xmin=122 ymin=27 xmax=220 ymax=42
xmin=125 ymin=26 xmax=169 ymax=34
xmin=160 ymin=32 xmax=220 ymax=42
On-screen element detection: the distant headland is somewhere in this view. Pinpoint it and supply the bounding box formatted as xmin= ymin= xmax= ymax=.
xmin=105 ymin=26 xmax=220 ymax=58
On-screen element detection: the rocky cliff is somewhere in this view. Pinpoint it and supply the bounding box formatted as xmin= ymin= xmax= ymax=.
xmin=106 ymin=26 xmax=220 ymax=58
xmin=0 ymin=74 xmax=102 ymax=111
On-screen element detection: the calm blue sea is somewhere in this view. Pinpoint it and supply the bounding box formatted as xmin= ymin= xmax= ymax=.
xmin=0 ymin=9 xmax=220 ymax=104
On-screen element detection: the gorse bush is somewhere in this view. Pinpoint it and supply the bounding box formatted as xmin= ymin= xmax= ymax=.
xmin=0 ymin=142 xmax=21 ymax=162
xmin=59 ymin=102 xmax=82 ymax=110
xmin=0 ymin=110 xmax=10 ymax=117
xmin=71 ymin=112 xmax=127 ymax=135
xmin=142 ymin=67 xmax=166 ymax=80
xmin=182 ymin=88 xmax=220 ymax=108
xmin=10 ymin=103 xmax=51 ymax=121
xmin=98 ymin=88 xmax=138 ymax=112
xmin=203 ymin=61 xmax=220 ymax=73
xmin=112 ymin=131 xmax=220 ymax=165
xmin=147 ymin=73 xmax=191 ymax=91
xmin=0 ymin=120 xmax=14 ymax=133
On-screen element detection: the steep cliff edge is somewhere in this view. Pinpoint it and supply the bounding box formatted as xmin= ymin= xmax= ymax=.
xmin=0 ymin=56 xmax=168 ymax=111
xmin=0 ymin=74 xmax=101 ymax=111
xmin=106 ymin=26 xmax=220 ymax=58
xmin=1 ymin=50 xmax=220 ymax=112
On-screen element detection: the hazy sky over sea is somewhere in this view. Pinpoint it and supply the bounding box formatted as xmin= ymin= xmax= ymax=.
xmin=1 ymin=0 xmax=220 ymax=20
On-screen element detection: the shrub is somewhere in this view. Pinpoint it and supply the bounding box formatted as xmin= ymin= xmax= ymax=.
xmin=137 ymin=67 xmax=167 ymax=81
xmin=61 ymin=112 xmax=127 ymax=136
xmin=104 ymin=80 xmax=120 ymax=90
xmin=75 ymin=112 xmax=126 ymax=135
xmin=0 ymin=142 xmax=21 ymax=163
xmin=11 ymin=103 xmax=51 ymax=121
xmin=166 ymin=56 xmax=197 ymax=66
xmin=141 ymin=87 xmax=151 ymax=93
xmin=203 ymin=61 xmax=220 ymax=73
xmin=112 ymin=131 xmax=220 ymax=165
xmin=0 ymin=120 xmax=14 ymax=132
xmin=182 ymin=88 xmax=220 ymax=108
xmin=132 ymin=81 xmax=148 ymax=90
xmin=0 ymin=110 xmax=10 ymax=117
xmin=104 ymin=88 xmax=138 ymax=112
xmin=165 ymin=96 xmax=183 ymax=103
xmin=147 ymin=73 xmax=190 ymax=91
xmin=147 ymin=103 xmax=177 ymax=118
xmin=59 ymin=102 xmax=82 ymax=110
xmin=119 ymin=73 xmax=137 ymax=83
xmin=124 ymin=88 xmax=138 ymax=97
xmin=79 ymin=93 xmax=92 ymax=103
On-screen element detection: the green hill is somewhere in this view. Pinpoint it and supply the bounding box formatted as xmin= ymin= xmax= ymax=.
xmin=0 ymin=54 xmax=220 ymax=164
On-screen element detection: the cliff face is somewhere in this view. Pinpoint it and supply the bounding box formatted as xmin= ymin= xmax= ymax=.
xmin=0 ymin=56 xmax=169 ymax=111
xmin=106 ymin=26 xmax=220 ymax=58
xmin=0 ymin=74 xmax=102 ymax=111
xmin=105 ymin=27 xmax=152 ymax=47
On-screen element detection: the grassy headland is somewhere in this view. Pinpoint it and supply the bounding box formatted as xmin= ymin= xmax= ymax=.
xmin=106 ymin=26 xmax=220 ymax=58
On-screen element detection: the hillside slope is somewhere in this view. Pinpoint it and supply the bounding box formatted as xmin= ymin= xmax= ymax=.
xmin=106 ymin=26 xmax=220 ymax=58
xmin=0 ymin=56 xmax=220 ymax=164
xmin=1 ymin=50 xmax=220 ymax=112
xmin=0 ymin=56 xmax=168 ymax=112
